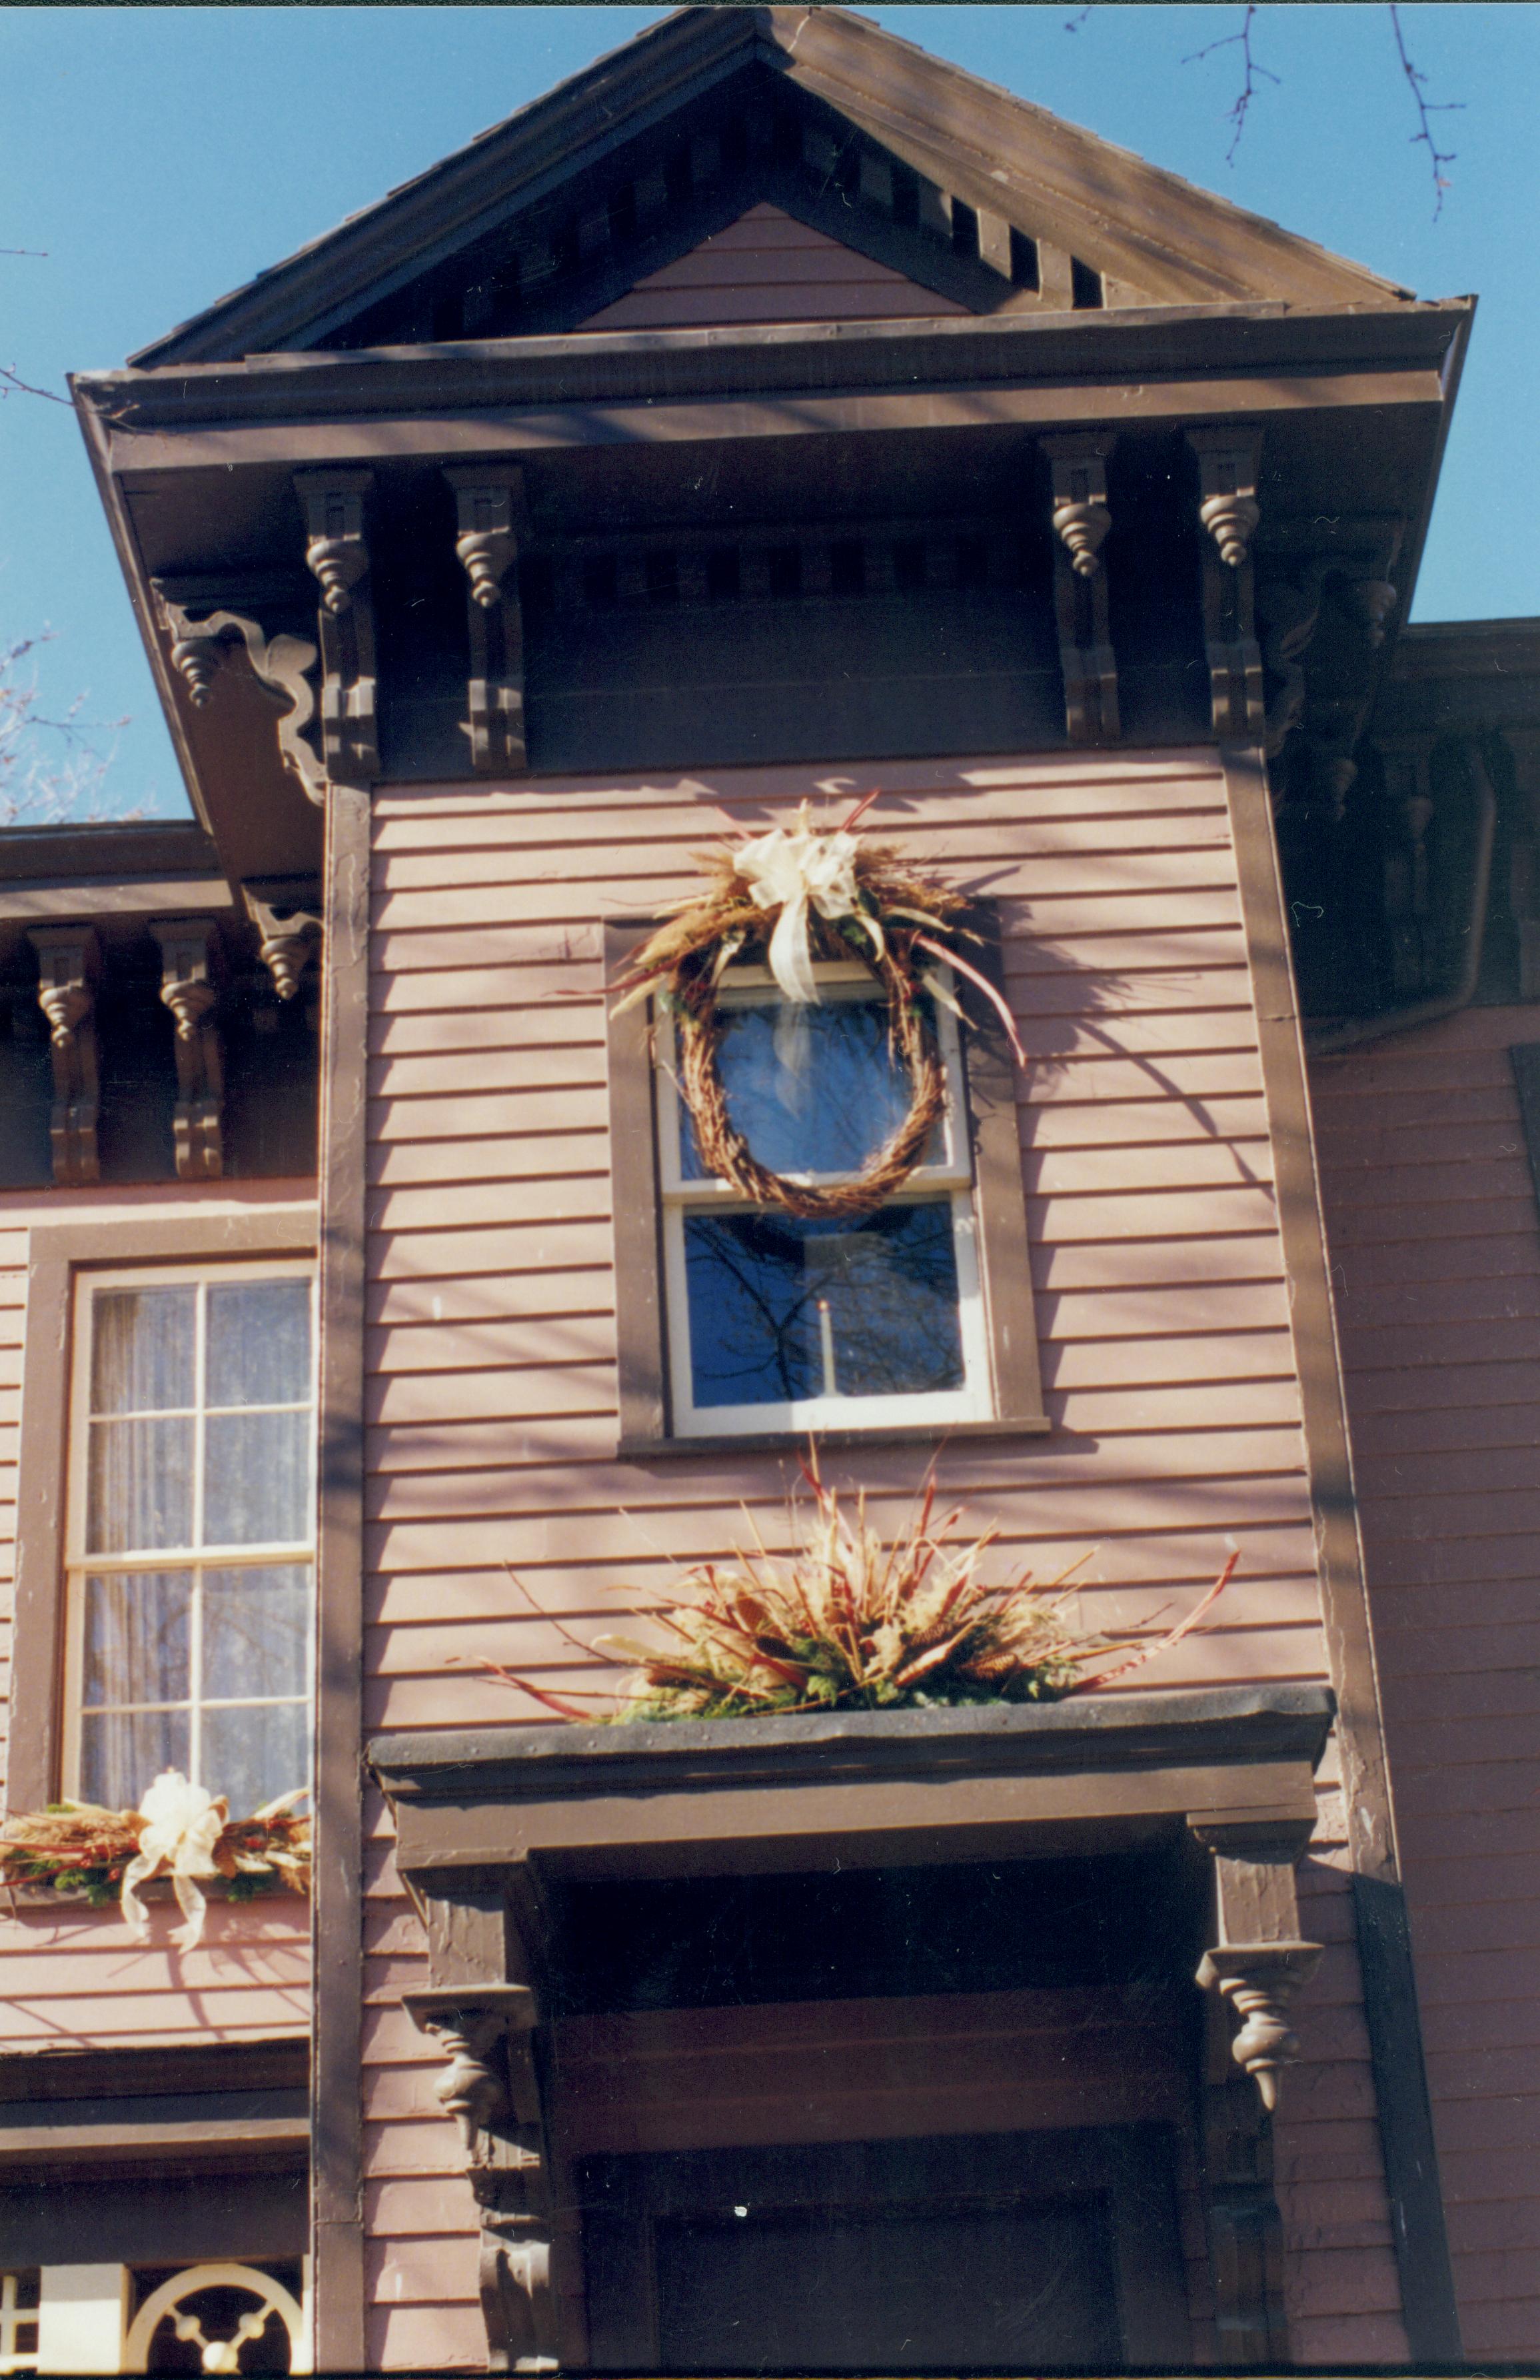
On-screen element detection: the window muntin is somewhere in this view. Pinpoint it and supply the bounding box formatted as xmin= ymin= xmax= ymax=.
xmin=656 ymin=964 xmax=992 ymax=1435
xmin=63 ymin=1265 xmax=316 ymax=1813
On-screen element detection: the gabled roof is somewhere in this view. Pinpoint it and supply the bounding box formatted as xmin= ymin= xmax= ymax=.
xmin=131 ymin=5 xmax=1413 ymax=369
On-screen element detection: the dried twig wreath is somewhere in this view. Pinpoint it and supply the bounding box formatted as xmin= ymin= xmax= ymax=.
xmin=612 ymin=793 xmax=1025 ymax=1221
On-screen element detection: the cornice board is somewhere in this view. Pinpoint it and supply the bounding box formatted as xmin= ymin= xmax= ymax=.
xmin=0 ymin=875 xmax=234 ymax=922
xmin=0 ymin=822 xmax=223 ymax=882
xmin=99 ymin=373 xmax=1447 ymax=493
xmin=371 ymin=1684 xmax=1337 ymax=1805
xmin=125 ymin=6 xmax=1410 ymax=370
xmin=88 ymin=299 xmax=1469 ymax=440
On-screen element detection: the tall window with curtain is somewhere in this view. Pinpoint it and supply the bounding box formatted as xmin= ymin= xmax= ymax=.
xmin=62 ymin=1264 xmax=316 ymax=1815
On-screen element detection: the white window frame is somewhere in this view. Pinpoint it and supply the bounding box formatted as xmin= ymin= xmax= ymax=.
xmin=60 ymin=1260 xmax=318 ymax=1805
xmin=655 ymin=961 xmax=994 ymax=1437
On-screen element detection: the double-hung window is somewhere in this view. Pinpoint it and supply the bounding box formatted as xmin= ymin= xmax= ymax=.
xmin=655 ymin=962 xmax=994 ymax=1436
xmin=62 ymin=1264 xmax=316 ymax=1815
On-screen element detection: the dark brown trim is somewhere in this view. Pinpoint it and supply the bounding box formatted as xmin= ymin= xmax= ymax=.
xmin=605 ymin=904 xmax=1046 ymax=1453
xmin=0 ymin=2116 xmax=308 ymax=2170
xmin=0 ymin=2039 xmax=307 ymax=2101
xmin=309 ymin=780 xmax=371 ymax=2374
xmin=0 ymin=2169 xmax=308 ymax=2267
xmin=6 ymin=1200 xmax=317 ymax=1815
xmin=967 ymin=927 xmax=1050 ymax=1432
xmin=0 ymin=874 xmax=233 ymax=923
xmin=1219 ymin=745 xmax=1461 ymax=2366
xmin=0 ymin=820 xmax=224 ymax=889
xmin=1509 ymin=1041 xmax=1540 ymax=1216
xmin=604 ymin=921 xmax=669 ymax=1446
xmin=99 ymin=371 xmax=1447 ymax=480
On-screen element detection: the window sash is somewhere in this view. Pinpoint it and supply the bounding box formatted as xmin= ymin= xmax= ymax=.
xmin=62 ymin=1262 xmax=317 ymax=1805
xmin=662 ymin=1185 xmax=993 ymax=1437
xmin=653 ymin=963 xmax=989 ymax=1436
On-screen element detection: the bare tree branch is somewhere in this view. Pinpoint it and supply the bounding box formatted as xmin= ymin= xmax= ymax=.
xmin=1183 ymin=3 xmax=1281 ymax=165
xmin=1389 ymin=2 xmax=1463 ymax=219
xmin=0 ymin=361 xmax=69 ymax=406
xmin=1 ymin=635 xmax=135 ymax=825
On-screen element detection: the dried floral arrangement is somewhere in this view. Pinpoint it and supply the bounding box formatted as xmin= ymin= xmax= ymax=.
xmin=0 ymin=1772 xmax=311 ymax=1951
xmin=610 ymin=792 xmax=1026 ymax=1221
xmin=480 ymin=1466 xmax=1237 ymax=1726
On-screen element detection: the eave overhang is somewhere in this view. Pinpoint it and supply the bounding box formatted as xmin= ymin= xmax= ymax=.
xmin=69 ymin=295 xmax=1472 ymax=879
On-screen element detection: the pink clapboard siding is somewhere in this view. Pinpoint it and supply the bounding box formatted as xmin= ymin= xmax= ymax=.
xmin=0 ymin=1183 xmax=314 ymax=2051
xmin=1313 ymin=1006 xmax=1540 ymax=2365
xmin=360 ymin=747 xmax=1403 ymax=2364
xmin=577 ymin=200 xmax=969 ymax=331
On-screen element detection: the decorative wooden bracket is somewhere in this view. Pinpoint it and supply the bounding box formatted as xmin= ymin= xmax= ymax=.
xmin=1042 ymin=433 xmax=1119 ymax=744
xmin=151 ymin=575 xmax=324 ymax=807
xmin=150 ymin=917 xmax=225 ymax=1182
xmin=444 ymin=467 xmax=528 ymax=774
xmin=404 ymin=1979 xmax=560 ymax=2375
xmin=1189 ymin=1817 xmax=1322 ymax=2111
xmin=1377 ymin=734 xmax=1441 ymax=998
xmin=1252 ymin=515 xmax=1405 ymax=813
xmin=1187 ymin=1815 xmax=1320 ymax=2366
xmin=28 ymin=926 xmax=101 ymax=1186
xmin=1188 ymin=428 xmax=1265 ymax=744
xmin=294 ymin=470 xmax=379 ymax=788
xmin=241 ymin=880 xmax=323 ymax=1002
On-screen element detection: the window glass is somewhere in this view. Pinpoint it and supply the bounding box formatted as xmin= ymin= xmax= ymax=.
xmin=205 ymin=1277 xmax=312 ymax=1408
xmin=80 ymin=1706 xmax=191 ymax=1810
xmin=89 ymin=1286 xmax=195 ymax=1415
xmin=204 ymin=1410 xmax=313 ymax=1547
xmin=683 ymin=1202 xmax=966 ymax=1409
xmin=86 ymin=1416 xmax=194 ymax=1554
xmin=680 ymin=997 xmax=930 ymax=1180
xmin=83 ymin=1569 xmax=191 ymax=1708
xmin=203 ymin=1564 xmax=310 ymax=1702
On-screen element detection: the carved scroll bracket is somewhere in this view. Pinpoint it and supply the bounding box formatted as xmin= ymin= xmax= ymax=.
xmin=1253 ymin=516 xmax=1407 ymax=815
xmin=405 ymin=1979 xmax=559 ymax=2375
xmin=1042 ymin=433 xmax=1119 ymax=744
xmin=242 ymin=879 xmax=322 ymax=1002
xmin=294 ymin=470 xmax=379 ymax=788
xmin=28 ymin=925 xmax=101 ymax=1185
xmin=444 ymin=467 xmax=528 ymax=775
xmin=150 ymin=917 xmax=225 ymax=1181
xmin=151 ymin=576 xmax=324 ymax=807
xmin=1187 ymin=427 xmax=1265 ymax=744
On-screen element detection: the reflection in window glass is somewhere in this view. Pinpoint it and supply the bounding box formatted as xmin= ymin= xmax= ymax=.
xmin=681 ymin=997 xmax=937 ymax=1180
xmin=684 ymin=1202 xmax=964 ymax=1408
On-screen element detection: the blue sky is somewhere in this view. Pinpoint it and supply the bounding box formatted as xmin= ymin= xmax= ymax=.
xmin=2 ymin=3 xmax=1535 ymax=819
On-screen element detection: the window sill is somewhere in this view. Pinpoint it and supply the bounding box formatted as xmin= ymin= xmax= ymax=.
xmin=615 ymin=1414 xmax=1051 ymax=1459
xmin=3 ymin=1875 xmax=303 ymax=1914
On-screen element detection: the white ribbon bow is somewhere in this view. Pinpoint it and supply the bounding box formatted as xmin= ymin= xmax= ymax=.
xmin=121 ymin=1770 xmax=228 ymax=1953
xmin=735 ymin=800 xmax=880 ymax=1004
